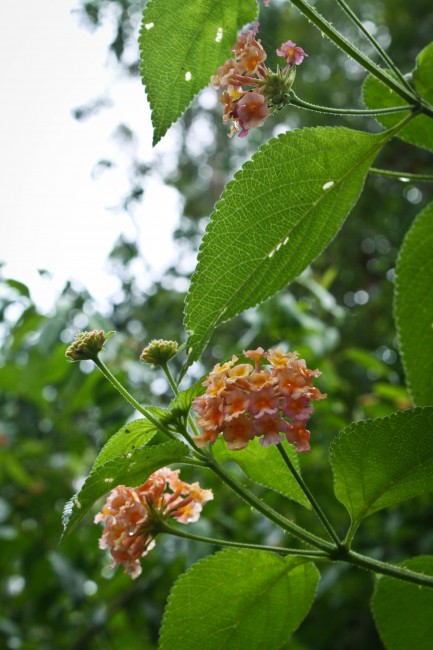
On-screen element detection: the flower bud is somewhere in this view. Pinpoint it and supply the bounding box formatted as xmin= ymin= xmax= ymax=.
xmin=65 ymin=329 xmax=114 ymax=362
xmin=140 ymin=339 xmax=179 ymax=365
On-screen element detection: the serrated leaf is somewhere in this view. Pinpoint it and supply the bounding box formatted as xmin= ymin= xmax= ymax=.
xmin=91 ymin=417 xmax=160 ymax=472
xmin=372 ymin=556 xmax=433 ymax=650
xmin=5 ymin=278 xmax=31 ymax=297
xmin=395 ymin=202 xmax=433 ymax=406
xmin=213 ymin=438 xmax=311 ymax=508
xmin=166 ymin=380 xmax=206 ymax=422
xmin=363 ymin=43 xmax=433 ymax=153
xmin=184 ymin=126 xmax=391 ymax=368
xmin=413 ymin=42 xmax=433 ymax=103
xmin=62 ymin=439 xmax=189 ymax=540
xmin=159 ymin=549 xmax=319 ymax=650
xmin=330 ymin=408 xmax=433 ymax=528
xmin=139 ymin=0 xmax=258 ymax=145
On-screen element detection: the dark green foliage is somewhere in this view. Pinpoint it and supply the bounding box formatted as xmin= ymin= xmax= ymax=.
xmin=2 ymin=0 xmax=433 ymax=648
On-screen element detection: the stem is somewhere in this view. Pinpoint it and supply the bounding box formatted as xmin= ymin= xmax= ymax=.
xmin=370 ymin=167 xmax=433 ymax=182
xmin=343 ymin=520 xmax=359 ymax=548
xmin=92 ymin=356 xmax=206 ymax=459
xmin=160 ymin=362 xmax=204 ymax=449
xmin=334 ymin=0 xmax=413 ymax=93
xmin=159 ymin=521 xmax=329 ymax=559
xmin=347 ymin=550 xmax=433 ymax=589
xmin=288 ymin=0 xmax=418 ymax=106
xmin=93 ymin=357 xmax=177 ymax=438
xmin=207 ymin=455 xmax=335 ymax=553
xmin=290 ymin=94 xmax=416 ymax=116
xmin=276 ymin=444 xmax=342 ymax=547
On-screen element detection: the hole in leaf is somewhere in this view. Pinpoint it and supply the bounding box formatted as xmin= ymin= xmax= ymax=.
xmin=215 ymin=27 xmax=223 ymax=43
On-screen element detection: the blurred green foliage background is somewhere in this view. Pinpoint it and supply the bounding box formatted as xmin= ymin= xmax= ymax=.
xmin=1 ymin=1 xmax=433 ymax=648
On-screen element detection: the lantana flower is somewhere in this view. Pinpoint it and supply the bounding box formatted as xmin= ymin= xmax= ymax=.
xmin=193 ymin=347 xmax=326 ymax=452
xmin=211 ymin=23 xmax=308 ymax=137
xmin=95 ymin=468 xmax=213 ymax=579
xmin=276 ymin=40 xmax=309 ymax=66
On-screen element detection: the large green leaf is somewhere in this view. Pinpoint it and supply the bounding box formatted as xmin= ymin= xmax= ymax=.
xmin=363 ymin=42 xmax=433 ymax=153
xmin=371 ymin=556 xmax=433 ymax=650
xmin=184 ymin=126 xmax=392 ymax=368
xmin=91 ymin=416 xmax=160 ymax=471
xmin=62 ymin=439 xmax=189 ymax=540
xmin=213 ymin=438 xmax=311 ymax=509
xmin=330 ymin=408 xmax=433 ymax=528
xmin=395 ymin=202 xmax=433 ymax=406
xmin=139 ymin=0 xmax=258 ymax=145
xmin=159 ymin=549 xmax=319 ymax=650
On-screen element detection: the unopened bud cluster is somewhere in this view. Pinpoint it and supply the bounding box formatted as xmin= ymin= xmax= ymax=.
xmin=211 ymin=22 xmax=308 ymax=137
xmin=95 ymin=468 xmax=213 ymax=579
xmin=65 ymin=330 xmax=113 ymax=361
xmin=193 ymin=347 xmax=325 ymax=452
xmin=140 ymin=339 xmax=179 ymax=365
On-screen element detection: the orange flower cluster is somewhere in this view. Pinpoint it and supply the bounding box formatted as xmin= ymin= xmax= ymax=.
xmin=211 ymin=22 xmax=268 ymax=137
xmin=211 ymin=23 xmax=308 ymax=137
xmin=95 ymin=468 xmax=213 ymax=579
xmin=193 ymin=348 xmax=326 ymax=452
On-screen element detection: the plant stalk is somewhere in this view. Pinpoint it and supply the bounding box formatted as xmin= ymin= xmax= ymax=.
xmin=288 ymin=0 xmax=431 ymax=115
xmin=207 ymin=455 xmax=335 ymax=553
xmin=369 ymin=167 xmax=433 ymax=182
xmin=276 ymin=444 xmax=342 ymax=547
xmin=290 ymin=94 xmax=416 ymax=116
xmin=159 ymin=521 xmax=329 ymax=559
xmin=334 ymin=0 xmax=413 ymax=93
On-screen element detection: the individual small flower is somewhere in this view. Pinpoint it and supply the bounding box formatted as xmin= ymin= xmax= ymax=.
xmin=192 ymin=347 xmax=326 ymax=452
xmin=140 ymin=339 xmax=179 ymax=365
xmin=237 ymin=91 xmax=269 ymax=135
xmin=211 ymin=58 xmax=238 ymax=89
xmin=237 ymin=43 xmax=267 ymax=75
xmin=276 ymin=40 xmax=308 ymax=66
xmin=65 ymin=329 xmax=114 ymax=361
xmin=95 ymin=468 xmax=213 ymax=579
xmin=232 ymin=22 xmax=260 ymax=57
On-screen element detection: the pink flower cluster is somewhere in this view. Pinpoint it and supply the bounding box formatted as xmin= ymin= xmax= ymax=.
xmin=193 ymin=348 xmax=326 ymax=452
xmin=94 ymin=468 xmax=213 ymax=579
xmin=211 ymin=23 xmax=308 ymax=137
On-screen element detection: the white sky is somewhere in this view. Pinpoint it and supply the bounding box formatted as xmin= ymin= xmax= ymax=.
xmin=0 ymin=1 xmax=181 ymax=311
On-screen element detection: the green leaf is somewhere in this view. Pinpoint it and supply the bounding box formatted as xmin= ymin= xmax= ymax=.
xmin=62 ymin=439 xmax=189 ymax=540
xmin=371 ymin=556 xmax=433 ymax=650
xmin=159 ymin=550 xmax=319 ymax=650
xmin=413 ymin=42 xmax=433 ymax=103
xmin=213 ymin=438 xmax=311 ymax=509
xmin=363 ymin=43 xmax=433 ymax=153
xmin=184 ymin=126 xmax=391 ymax=368
xmin=5 ymin=278 xmax=31 ymax=298
xmin=163 ymin=380 xmax=206 ymax=425
xmin=330 ymin=408 xmax=433 ymax=528
xmin=395 ymin=202 xmax=433 ymax=406
xmin=91 ymin=417 xmax=160 ymax=472
xmin=139 ymin=0 xmax=258 ymax=145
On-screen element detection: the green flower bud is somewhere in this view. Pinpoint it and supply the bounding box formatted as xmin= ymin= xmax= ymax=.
xmin=140 ymin=339 xmax=179 ymax=366
xmin=65 ymin=330 xmax=114 ymax=362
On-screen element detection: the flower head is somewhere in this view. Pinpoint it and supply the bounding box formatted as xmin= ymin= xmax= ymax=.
xmin=211 ymin=24 xmax=308 ymax=137
xmin=192 ymin=347 xmax=326 ymax=452
xmin=65 ymin=329 xmax=114 ymax=361
xmin=276 ymin=40 xmax=308 ymax=66
xmin=95 ymin=468 xmax=213 ymax=578
xmin=140 ymin=339 xmax=179 ymax=365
